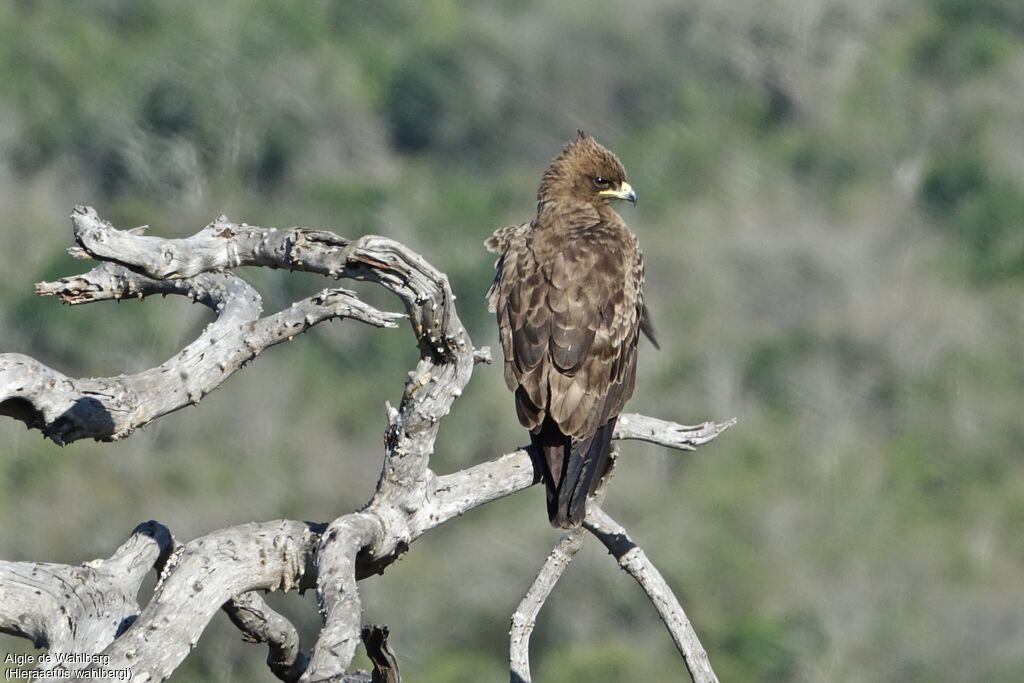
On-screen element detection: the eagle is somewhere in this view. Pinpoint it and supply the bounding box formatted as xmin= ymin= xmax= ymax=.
xmin=486 ymin=131 xmax=655 ymax=528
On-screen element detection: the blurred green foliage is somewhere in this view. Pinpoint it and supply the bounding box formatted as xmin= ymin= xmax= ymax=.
xmin=1 ymin=1 xmax=1023 ymax=681
xmin=921 ymin=149 xmax=1024 ymax=279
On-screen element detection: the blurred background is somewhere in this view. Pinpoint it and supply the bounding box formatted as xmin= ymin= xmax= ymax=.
xmin=1 ymin=1 xmax=1022 ymax=680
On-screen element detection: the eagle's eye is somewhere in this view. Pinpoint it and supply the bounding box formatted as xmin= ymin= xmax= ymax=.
xmin=593 ymin=177 xmax=611 ymax=189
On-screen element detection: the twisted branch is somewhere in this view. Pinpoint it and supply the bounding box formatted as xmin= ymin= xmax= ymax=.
xmin=3 ymin=259 xmax=399 ymax=444
xmin=0 ymin=521 xmax=173 ymax=670
xmin=0 ymin=208 xmax=732 ymax=682
xmin=224 ymin=593 xmax=309 ymax=683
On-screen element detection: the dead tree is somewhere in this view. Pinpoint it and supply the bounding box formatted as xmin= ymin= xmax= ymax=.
xmin=0 ymin=207 xmax=733 ymax=682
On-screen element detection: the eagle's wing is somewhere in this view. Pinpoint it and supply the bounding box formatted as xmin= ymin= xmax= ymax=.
xmin=488 ymin=219 xmax=643 ymax=440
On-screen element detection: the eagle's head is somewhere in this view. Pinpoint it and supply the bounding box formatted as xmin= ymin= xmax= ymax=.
xmin=537 ymin=130 xmax=636 ymax=210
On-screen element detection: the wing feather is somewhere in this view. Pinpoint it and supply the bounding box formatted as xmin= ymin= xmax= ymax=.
xmin=486 ymin=215 xmax=643 ymax=441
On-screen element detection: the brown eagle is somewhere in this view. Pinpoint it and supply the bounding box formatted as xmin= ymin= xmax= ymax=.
xmin=486 ymin=131 xmax=655 ymax=528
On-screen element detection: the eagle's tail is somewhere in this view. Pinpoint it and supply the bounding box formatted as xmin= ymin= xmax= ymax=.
xmin=531 ymin=417 xmax=617 ymax=529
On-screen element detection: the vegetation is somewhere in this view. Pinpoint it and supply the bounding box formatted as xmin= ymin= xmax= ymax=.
xmin=1 ymin=1 xmax=1022 ymax=680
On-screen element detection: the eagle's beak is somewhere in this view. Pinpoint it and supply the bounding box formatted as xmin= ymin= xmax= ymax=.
xmin=599 ymin=181 xmax=637 ymax=205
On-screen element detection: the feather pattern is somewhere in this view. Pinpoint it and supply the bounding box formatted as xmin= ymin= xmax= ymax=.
xmin=487 ymin=133 xmax=651 ymax=528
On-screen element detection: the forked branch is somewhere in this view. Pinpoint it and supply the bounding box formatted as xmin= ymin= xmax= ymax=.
xmin=0 ymin=208 xmax=731 ymax=682
xmin=585 ymin=506 xmax=719 ymax=683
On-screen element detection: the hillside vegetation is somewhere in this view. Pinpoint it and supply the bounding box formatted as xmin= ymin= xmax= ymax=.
xmin=1 ymin=1 xmax=1022 ymax=680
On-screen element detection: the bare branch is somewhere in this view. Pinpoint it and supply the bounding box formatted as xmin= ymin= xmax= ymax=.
xmin=509 ymin=528 xmax=586 ymax=683
xmin=615 ymin=414 xmax=737 ymax=451
xmin=0 ymin=423 xmax=726 ymax=680
xmin=425 ymin=414 xmax=733 ymax=534
xmin=0 ymin=207 xmax=734 ymax=680
xmin=0 ymin=521 xmax=173 ymax=661
xmin=2 ymin=259 xmax=398 ymax=444
xmin=508 ymin=453 xmax=622 ymax=683
xmin=305 ymin=514 xmax=381 ymax=682
xmin=54 ymin=520 xmax=322 ymax=682
xmin=225 ymin=592 xmax=309 ymax=683
xmin=425 ymin=450 xmax=537 ymax=531
xmin=584 ymin=505 xmax=719 ymax=683
xmin=361 ymin=625 xmax=401 ymax=683
xmin=473 ymin=346 xmax=493 ymax=365
xmin=67 ymin=206 xmax=459 ymax=360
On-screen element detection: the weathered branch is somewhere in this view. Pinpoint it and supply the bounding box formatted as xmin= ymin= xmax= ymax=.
xmin=509 ymin=453 xmax=623 ymax=683
xmin=509 ymin=528 xmax=586 ymax=683
xmin=68 ymin=206 xmax=456 ymax=360
xmin=615 ymin=414 xmax=736 ymax=450
xmin=584 ymin=506 xmax=720 ymax=683
xmin=306 ymin=514 xmax=381 ymax=681
xmin=0 ymin=208 xmax=733 ymax=681
xmin=506 ymin=427 xmax=733 ymax=683
xmin=0 ymin=521 xmax=173 ymax=666
xmin=425 ymin=416 xmax=732 ymax=533
xmin=224 ymin=592 xmax=309 ymax=683
xmin=44 ymin=520 xmax=321 ymax=681
xmin=2 ymin=261 xmax=399 ymax=444
xmin=361 ymin=625 xmax=401 ymax=683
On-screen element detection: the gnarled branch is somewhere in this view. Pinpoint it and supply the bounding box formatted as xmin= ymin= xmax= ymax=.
xmin=224 ymin=592 xmax=309 ymax=683
xmin=3 ymin=261 xmax=398 ymax=444
xmin=0 ymin=208 xmax=732 ymax=682
xmin=0 ymin=521 xmax=173 ymax=670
